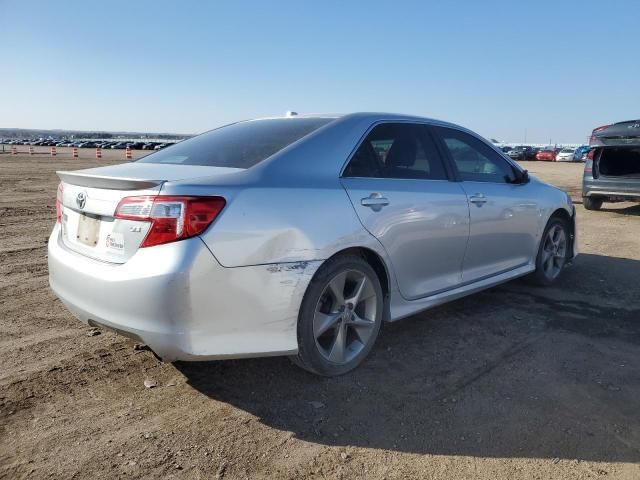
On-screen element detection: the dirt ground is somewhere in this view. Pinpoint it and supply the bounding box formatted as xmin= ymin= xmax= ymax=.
xmin=1 ymin=148 xmax=639 ymax=479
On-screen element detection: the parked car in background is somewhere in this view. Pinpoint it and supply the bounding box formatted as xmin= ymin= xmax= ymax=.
xmin=507 ymin=146 xmax=536 ymax=160
xmin=536 ymin=149 xmax=557 ymax=161
xmin=583 ymin=120 xmax=640 ymax=210
xmin=574 ymin=145 xmax=590 ymax=160
xmin=48 ymin=112 xmax=576 ymax=376
xmin=507 ymin=147 xmax=524 ymax=160
xmin=556 ymin=148 xmax=577 ymax=162
xmin=142 ymin=142 xmax=159 ymax=150
xmin=128 ymin=142 xmax=145 ymax=150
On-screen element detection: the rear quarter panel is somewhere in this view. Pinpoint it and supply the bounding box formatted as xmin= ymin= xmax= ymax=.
xmin=196 ymin=184 xmax=382 ymax=268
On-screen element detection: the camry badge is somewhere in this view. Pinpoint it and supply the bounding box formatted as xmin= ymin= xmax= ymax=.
xmin=76 ymin=191 xmax=87 ymax=210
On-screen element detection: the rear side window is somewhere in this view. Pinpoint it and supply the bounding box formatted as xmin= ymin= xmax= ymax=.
xmin=343 ymin=123 xmax=447 ymax=180
xmin=434 ymin=127 xmax=518 ymax=183
xmin=137 ymin=118 xmax=332 ymax=168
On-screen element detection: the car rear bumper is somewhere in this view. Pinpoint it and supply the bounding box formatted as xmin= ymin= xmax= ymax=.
xmin=48 ymin=224 xmax=321 ymax=361
xmin=582 ymin=176 xmax=640 ymax=200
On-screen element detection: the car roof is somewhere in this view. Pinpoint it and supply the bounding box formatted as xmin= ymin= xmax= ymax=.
xmin=248 ymin=112 xmax=462 ymax=129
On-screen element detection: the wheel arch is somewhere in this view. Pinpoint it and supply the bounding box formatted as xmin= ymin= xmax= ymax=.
xmin=549 ymin=206 xmax=572 ymax=224
xmin=319 ymin=246 xmax=392 ymax=321
xmin=544 ymin=206 xmax=576 ymax=259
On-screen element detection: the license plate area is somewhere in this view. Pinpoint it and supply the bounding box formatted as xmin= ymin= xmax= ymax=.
xmin=77 ymin=213 xmax=101 ymax=247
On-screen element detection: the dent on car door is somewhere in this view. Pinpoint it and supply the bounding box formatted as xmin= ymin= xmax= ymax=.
xmin=432 ymin=126 xmax=540 ymax=283
xmin=341 ymin=123 xmax=469 ymax=300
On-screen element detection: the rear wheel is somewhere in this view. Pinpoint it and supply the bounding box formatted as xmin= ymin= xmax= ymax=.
xmin=292 ymin=255 xmax=383 ymax=376
xmin=583 ymin=196 xmax=603 ymax=211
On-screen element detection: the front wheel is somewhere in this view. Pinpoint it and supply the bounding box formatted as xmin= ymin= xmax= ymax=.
xmin=528 ymin=217 xmax=570 ymax=286
xmin=292 ymin=255 xmax=384 ymax=376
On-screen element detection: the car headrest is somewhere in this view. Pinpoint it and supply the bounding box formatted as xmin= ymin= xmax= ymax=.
xmin=385 ymin=137 xmax=416 ymax=167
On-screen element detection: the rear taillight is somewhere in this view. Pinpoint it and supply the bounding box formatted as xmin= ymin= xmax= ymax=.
xmin=586 ymin=149 xmax=595 ymax=160
xmin=584 ymin=159 xmax=593 ymax=174
xmin=114 ymin=195 xmax=226 ymax=248
xmin=589 ymin=124 xmax=611 ymax=145
xmin=56 ymin=182 xmax=64 ymax=223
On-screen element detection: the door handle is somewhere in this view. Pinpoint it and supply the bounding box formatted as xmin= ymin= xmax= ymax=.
xmin=469 ymin=193 xmax=487 ymax=204
xmin=361 ymin=193 xmax=389 ymax=210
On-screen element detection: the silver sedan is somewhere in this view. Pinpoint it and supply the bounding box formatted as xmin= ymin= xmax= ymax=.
xmin=48 ymin=113 xmax=577 ymax=376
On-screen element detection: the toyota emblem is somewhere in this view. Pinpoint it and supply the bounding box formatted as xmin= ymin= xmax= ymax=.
xmin=76 ymin=191 xmax=87 ymax=210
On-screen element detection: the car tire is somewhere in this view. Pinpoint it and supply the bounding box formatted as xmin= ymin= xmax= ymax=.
xmin=291 ymin=255 xmax=384 ymax=376
xmin=583 ymin=196 xmax=603 ymax=211
xmin=528 ymin=216 xmax=571 ymax=286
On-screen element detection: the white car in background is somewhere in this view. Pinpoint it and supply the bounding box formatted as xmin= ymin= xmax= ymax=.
xmin=556 ymin=148 xmax=577 ymax=162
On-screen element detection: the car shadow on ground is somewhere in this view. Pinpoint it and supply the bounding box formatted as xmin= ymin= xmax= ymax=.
xmin=176 ymin=253 xmax=640 ymax=462
xmin=600 ymin=204 xmax=640 ymax=216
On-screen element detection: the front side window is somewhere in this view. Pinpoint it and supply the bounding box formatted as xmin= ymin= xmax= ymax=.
xmin=343 ymin=123 xmax=447 ymax=180
xmin=137 ymin=118 xmax=333 ymax=168
xmin=434 ymin=127 xmax=518 ymax=183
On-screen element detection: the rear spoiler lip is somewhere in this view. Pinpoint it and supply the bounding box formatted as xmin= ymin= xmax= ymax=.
xmin=589 ymin=138 xmax=640 ymax=148
xmin=57 ymin=171 xmax=164 ymax=190
xmin=612 ymin=119 xmax=640 ymax=125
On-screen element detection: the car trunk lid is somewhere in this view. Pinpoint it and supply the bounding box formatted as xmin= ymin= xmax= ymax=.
xmin=57 ymin=163 xmax=241 ymax=264
xmin=591 ymin=120 xmax=640 ymax=147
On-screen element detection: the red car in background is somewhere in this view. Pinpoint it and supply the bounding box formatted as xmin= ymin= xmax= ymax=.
xmin=536 ymin=149 xmax=557 ymax=161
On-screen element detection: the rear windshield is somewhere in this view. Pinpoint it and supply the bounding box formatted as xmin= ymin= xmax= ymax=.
xmin=137 ymin=117 xmax=333 ymax=168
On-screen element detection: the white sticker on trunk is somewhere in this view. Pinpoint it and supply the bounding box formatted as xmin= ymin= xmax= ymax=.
xmin=105 ymin=232 xmax=125 ymax=253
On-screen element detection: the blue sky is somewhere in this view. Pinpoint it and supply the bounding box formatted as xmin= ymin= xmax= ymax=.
xmin=1 ymin=0 xmax=639 ymax=143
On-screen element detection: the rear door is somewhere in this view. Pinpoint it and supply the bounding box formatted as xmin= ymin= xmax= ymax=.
xmin=341 ymin=123 xmax=469 ymax=300
xmin=432 ymin=126 xmax=540 ymax=283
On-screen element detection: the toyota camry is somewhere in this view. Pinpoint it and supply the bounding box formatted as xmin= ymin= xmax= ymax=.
xmin=48 ymin=113 xmax=577 ymax=376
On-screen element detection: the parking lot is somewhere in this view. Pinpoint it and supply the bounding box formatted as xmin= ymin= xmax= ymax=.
xmin=1 ymin=149 xmax=639 ymax=479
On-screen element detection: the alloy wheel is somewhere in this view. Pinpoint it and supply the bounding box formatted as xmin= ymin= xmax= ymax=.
xmin=313 ymin=270 xmax=378 ymax=365
xmin=541 ymin=224 xmax=567 ymax=280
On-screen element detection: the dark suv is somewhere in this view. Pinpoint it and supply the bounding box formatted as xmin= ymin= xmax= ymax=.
xmin=582 ymin=120 xmax=640 ymax=210
xmin=507 ymin=146 xmax=536 ymax=161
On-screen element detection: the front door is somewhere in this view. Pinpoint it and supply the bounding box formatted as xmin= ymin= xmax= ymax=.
xmin=433 ymin=126 xmax=540 ymax=283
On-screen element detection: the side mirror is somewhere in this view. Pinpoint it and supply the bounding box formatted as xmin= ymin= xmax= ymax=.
xmin=508 ymin=169 xmax=529 ymax=184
